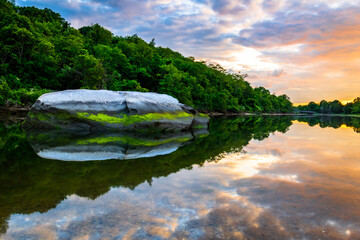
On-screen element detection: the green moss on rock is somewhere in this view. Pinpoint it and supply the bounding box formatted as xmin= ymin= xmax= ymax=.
xmin=76 ymin=111 xmax=192 ymax=126
xmin=76 ymin=135 xmax=192 ymax=146
xmin=198 ymin=113 xmax=210 ymax=119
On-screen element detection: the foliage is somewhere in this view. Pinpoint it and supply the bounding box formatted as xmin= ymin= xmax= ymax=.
xmin=0 ymin=1 xmax=293 ymax=112
xmin=0 ymin=76 xmax=50 ymax=105
xmin=297 ymin=98 xmax=360 ymax=114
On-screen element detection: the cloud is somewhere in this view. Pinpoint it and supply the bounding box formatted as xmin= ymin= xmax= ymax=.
xmin=226 ymin=2 xmax=360 ymax=102
xmin=210 ymin=0 xmax=248 ymax=16
xmin=271 ymin=69 xmax=284 ymax=77
xmin=234 ymin=4 xmax=360 ymax=48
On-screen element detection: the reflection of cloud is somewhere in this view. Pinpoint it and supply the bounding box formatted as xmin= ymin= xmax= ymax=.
xmin=218 ymin=153 xmax=280 ymax=178
xmin=174 ymin=191 xmax=291 ymax=239
xmin=3 ymin=122 xmax=360 ymax=239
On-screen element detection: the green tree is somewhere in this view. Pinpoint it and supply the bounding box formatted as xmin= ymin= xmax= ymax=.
xmin=74 ymin=54 xmax=105 ymax=89
xmin=352 ymin=98 xmax=360 ymax=114
xmin=320 ymin=100 xmax=329 ymax=113
xmin=329 ymin=100 xmax=343 ymax=114
xmin=79 ymin=23 xmax=112 ymax=47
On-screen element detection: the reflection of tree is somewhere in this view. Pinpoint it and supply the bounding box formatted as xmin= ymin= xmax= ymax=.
xmin=295 ymin=116 xmax=360 ymax=133
xmin=0 ymin=116 xmax=292 ymax=234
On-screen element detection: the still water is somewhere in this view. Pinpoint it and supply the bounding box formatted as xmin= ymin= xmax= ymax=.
xmin=1 ymin=116 xmax=360 ymax=239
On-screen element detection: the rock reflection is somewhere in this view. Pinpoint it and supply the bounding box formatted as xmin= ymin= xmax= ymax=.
xmin=26 ymin=129 xmax=202 ymax=161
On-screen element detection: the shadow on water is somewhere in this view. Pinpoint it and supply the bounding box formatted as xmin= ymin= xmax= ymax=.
xmin=0 ymin=115 xmax=294 ymax=233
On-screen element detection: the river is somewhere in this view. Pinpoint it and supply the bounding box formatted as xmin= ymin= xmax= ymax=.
xmin=0 ymin=116 xmax=360 ymax=239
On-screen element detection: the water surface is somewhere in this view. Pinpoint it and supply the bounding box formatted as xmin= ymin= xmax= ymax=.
xmin=1 ymin=116 xmax=360 ymax=239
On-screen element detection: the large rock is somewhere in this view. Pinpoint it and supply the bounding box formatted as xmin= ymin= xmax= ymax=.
xmin=24 ymin=90 xmax=209 ymax=132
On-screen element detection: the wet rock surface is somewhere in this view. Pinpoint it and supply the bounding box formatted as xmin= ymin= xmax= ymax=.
xmin=23 ymin=90 xmax=209 ymax=132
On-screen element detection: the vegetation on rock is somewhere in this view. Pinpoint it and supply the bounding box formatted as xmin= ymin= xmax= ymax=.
xmin=76 ymin=111 xmax=193 ymax=125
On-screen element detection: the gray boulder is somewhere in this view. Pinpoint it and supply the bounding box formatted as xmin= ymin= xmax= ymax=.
xmin=24 ymin=90 xmax=209 ymax=132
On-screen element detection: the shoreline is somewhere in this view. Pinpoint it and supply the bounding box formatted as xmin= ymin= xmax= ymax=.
xmin=201 ymin=112 xmax=308 ymax=117
xmin=1 ymin=106 xmax=359 ymax=118
xmin=0 ymin=106 xmax=30 ymax=116
xmin=0 ymin=106 xmax=305 ymax=117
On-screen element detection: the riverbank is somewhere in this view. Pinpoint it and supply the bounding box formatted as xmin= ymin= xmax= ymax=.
xmin=0 ymin=106 xmax=30 ymax=117
xmin=2 ymin=105 xmax=360 ymax=118
xmin=201 ymin=111 xmax=309 ymax=117
xmin=293 ymin=113 xmax=360 ymax=118
xmin=0 ymin=106 xmax=303 ymax=117
xmin=201 ymin=111 xmax=360 ymax=117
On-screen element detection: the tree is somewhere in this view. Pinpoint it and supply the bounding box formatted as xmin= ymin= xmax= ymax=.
xmin=307 ymin=101 xmax=319 ymax=112
xmin=344 ymin=102 xmax=353 ymax=114
xmin=74 ymin=54 xmax=105 ymax=89
xmin=79 ymin=23 xmax=112 ymax=46
xmin=329 ymin=100 xmax=343 ymax=114
xmin=352 ymin=98 xmax=360 ymax=114
xmin=320 ymin=100 xmax=329 ymax=113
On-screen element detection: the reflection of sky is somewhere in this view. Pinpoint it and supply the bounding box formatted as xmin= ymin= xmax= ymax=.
xmin=3 ymin=122 xmax=360 ymax=239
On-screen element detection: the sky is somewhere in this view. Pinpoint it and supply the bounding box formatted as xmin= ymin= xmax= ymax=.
xmin=17 ymin=0 xmax=360 ymax=104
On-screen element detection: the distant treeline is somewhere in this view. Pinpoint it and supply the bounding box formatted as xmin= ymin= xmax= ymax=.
xmin=297 ymin=98 xmax=360 ymax=114
xmin=0 ymin=0 xmax=293 ymax=112
xmin=295 ymin=116 xmax=360 ymax=133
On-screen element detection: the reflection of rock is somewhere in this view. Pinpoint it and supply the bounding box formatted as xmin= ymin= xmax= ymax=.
xmin=23 ymin=90 xmax=209 ymax=132
xmin=27 ymin=130 xmax=203 ymax=161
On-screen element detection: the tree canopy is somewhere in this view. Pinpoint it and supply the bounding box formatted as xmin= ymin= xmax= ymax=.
xmin=0 ymin=0 xmax=293 ymax=112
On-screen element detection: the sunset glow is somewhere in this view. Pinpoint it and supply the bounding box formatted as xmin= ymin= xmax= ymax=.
xmin=17 ymin=0 xmax=360 ymax=104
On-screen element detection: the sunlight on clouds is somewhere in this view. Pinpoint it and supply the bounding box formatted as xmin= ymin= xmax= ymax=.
xmin=213 ymin=46 xmax=281 ymax=73
xmin=263 ymin=43 xmax=305 ymax=55
xmin=313 ymin=0 xmax=360 ymax=8
xmin=155 ymin=0 xmax=202 ymax=16
xmin=323 ymin=71 xmax=345 ymax=78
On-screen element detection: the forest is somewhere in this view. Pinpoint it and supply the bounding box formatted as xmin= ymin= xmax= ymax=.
xmin=297 ymin=98 xmax=360 ymax=114
xmin=0 ymin=0 xmax=293 ymax=113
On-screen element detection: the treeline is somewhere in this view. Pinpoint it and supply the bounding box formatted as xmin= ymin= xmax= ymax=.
xmin=294 ymin=116 xmax=360 ymax=133
xmin=0 ymin=0 xmax=293 ymax=112
xmin=297 ymin=98 xmax=360 ymax=114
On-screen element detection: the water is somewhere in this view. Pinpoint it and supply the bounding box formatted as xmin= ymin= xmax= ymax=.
xmin=1 ymin=116 xmax=360 ymax=239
